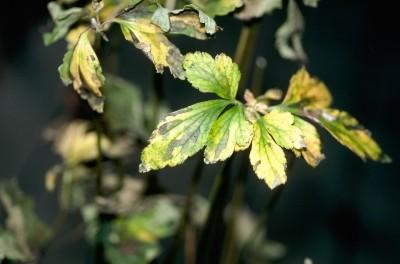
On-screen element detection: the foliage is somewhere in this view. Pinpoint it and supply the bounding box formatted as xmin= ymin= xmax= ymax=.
xmin=0 ymin=0 xmax=389 ymax=263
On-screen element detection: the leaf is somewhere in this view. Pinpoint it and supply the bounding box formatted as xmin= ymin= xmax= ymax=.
xmin=183 ymin=52 xmax=241 ymax=100
xmin=59 ymin=30 xmax=106 ymax=112
xmin=293 ymin=116 xmax=324 ymax=167
xmin=0 ymin=180 xmax=52 ymax=261
xmin=43 ymin=2 xmax=84 ymax=46
xmin=263 ymin=110 xmax=305 ymax=150
xmin=250 ymin=118 xmax=287 ymax=189
xmin=283 ymin=67 xmax=332 ymax=109
xmin=116 ymin=18 xmax=185 ymax=79
xmin=191 ymin=0 xmax=243 ymax=17
xmin=66 ymin=25 xmax=96 ymax=49
xmin=139 ymin=99 xmax=230 ymax=172
xmin=103 ymin=75 xmax=146 ymax=137
xmin=303 ymin=0 xmax=319 ymax=8
xmin=313 ymin=109 xmax=391 ymax=162
xmin=275 ymin=0 xmax=307 ymax=62
xmin=0 ymin=230 xmax=26 ymax=262
xmin=204 ymin=105 xmax=253 ymax=163
xmin=152 ymin=5 xmax=218 ymax=40
xmin=235 ymin=0 xmax=282 ymax=20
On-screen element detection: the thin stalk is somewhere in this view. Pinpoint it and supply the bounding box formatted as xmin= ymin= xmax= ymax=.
xmin=221 ymin=151 xmax=250 ymax=264
xmin=251 ymin=56 xmax=267 ymax=96
xmin=164 ymin=156 xmax=204 ymax=264
xmin=234 ymin=21 xmax=262 ymax=94
xmin=94 ymin=117 xmax=106 ymax=264
xmin=197 ymin=157 xmax=234 ymax=264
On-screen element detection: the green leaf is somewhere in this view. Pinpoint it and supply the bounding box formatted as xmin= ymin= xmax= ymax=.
xmin=43 ymin=2 xmax=84 ymax=46
xmin=263 ymin=110 xmax=305 ymax=150
xmin=59 ymin=30 xmax=105 ymax=112
xmin=235 ymin=0 xmax=282 ymax=20
xmin=275 ymin=0 xmax=307 ymax=62
xmin=190 ymin=0 xmax=243 ymax=17
xmin=293 ymin=116 xmax=324 ymax=167
xmin=283 ymin=67 xmax=332 ymax=109
xmin=103 ymin=75 xmax=146 ymax=137
xmin=183 ymin=52 xmax=241 ymax=100
xmin=250 ymin=118 xmax=287 ymax=189
xmin=139 ymin=99 xmax=230 ymax=172
xmin=116 ymin=18 xmax=185 ymax=79
xmin=313 ymin=109 xmax=391 ymax=162
xmin=204 ymin=105 xmax=253 ymax=163
xmin=303 ymin=0 xmax=319 ymax=8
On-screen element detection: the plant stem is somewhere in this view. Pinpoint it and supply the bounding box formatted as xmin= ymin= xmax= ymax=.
xmin=164 ymin=156 xmax=204 ymax=264
xmin=197 ymin=157 xmax=234 ymax=264
xmin=221 ymin=151 xmax=250 ymax=264
xmin=234 ymin=21 xmax=262 ymax=94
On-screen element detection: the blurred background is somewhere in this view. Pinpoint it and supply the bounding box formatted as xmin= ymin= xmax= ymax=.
xmin=0 ymin=0 xmax=399 ymax=263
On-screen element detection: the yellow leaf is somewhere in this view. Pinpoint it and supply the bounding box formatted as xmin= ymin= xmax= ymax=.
xmin=263 ymin=109 xmax=305 ymax=150
xmin=283 ymin=67 xmax=332 ymax=109
xmin=250 ymin=118 xmax=287 ymax=189
xmin=316 ymin=109 xmax=391 ymax=162
xmin=293 ymin=116 xmax=324 ymax=167
xmin=116 ymin=18 xmax=184 ymax=79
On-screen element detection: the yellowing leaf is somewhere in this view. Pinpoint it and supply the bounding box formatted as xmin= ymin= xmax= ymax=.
xmin=116 ymin=18 xmax=185 ymax=79
xmin=139 ymin=100 xmax=231 ymax=172
xmin=315 ymin=109 xmax=391 ymax=162
xmin=275 ymin=0 xmax=307 ymax=62
xmin=204 ymin=105 xmax=253 ymax=163
xmin=58 ymin=30 xmax=105 ymax=112
xmin=166 ymin=5 xmax=219 ymax=40
xmin=235 ymin=0 xmax=282 ymax=20
xmin=66 ymin=25 xmax=95 ymax=49
xmin=293 ymin=116 xmax=324 ymax=167
xmin=183 ymin=52 xmax=241 ymax=100
xmin=250 ymin=118 xmax=287 ymax=189
xmin=54 ymin=121 xmax=111 ymax=166
xmin=283 ymin=67 xmax=332 ymax=109
xmin=263 ymin=110 xmax=305 ymax=150
xmin=191 ymin=0 xmax=243 ymax=17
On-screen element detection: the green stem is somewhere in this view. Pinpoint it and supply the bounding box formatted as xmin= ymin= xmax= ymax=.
xmin=234 ymin=21 xmax=262 ymax=94
xmin=197 ymin=157 xmax=234 ymax=264
xmin=221 ymin=151 xmax=250 ymax=264
xmin=164 ymin=156 xmax=204 ymax=264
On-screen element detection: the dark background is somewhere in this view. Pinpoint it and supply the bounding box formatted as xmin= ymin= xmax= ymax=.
xmin=0 ymin=0 xmax=399 ymax=263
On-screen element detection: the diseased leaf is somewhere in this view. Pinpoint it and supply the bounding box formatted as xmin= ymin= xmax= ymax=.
xmin=312 ymin=109 xmax=391 ymax=162
xmin=191 ymin=0 xmax=243 ymax=17
xmin=155 ymin=5 xmax=218 ymax=40
xmin=183 ymin=52 xmax=241 ymax=100
xmin=235 ymin=0 xmax=282 ymax=20
xmin=303 ymin=0 xmax=319 ymax=8
xmin=54 ymin=120 xmax=111 ymax=166
xmin=275 ymin=0 xmax=307 ymax=62
xmin=204 ymin=105 xmax=253 ymax=163
xmin=283 ymin=67 xmax=332 ymax=109
xmin=263 ymin=110 xmax=305 ymax=150
xmin=43 ymin=2 xmax=84 ymax=46
xmin=66 ymin=25 xmax=95 ymax=49
xmin=293 ymin=116 xmax=324 ymax=167
xmin=59 ymin=30 xmax=106 ymax=112
xmin=139 ymin=99 xmax=231 ymax=172
xmin=116 ymin=18 xmax=185 ymax=79
xmin=250 ymin=118 xmax=287 ymax=189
